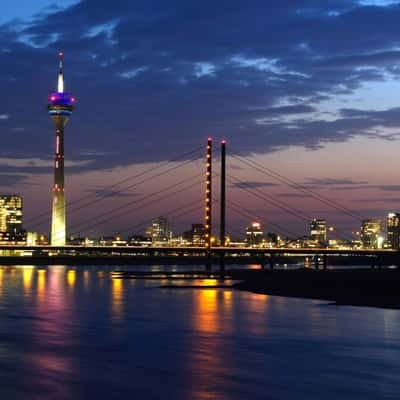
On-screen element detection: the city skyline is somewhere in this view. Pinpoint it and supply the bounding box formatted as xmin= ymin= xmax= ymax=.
xmin=1 ymin=4 xmax=399 ymax=400
xmin=1 ymin=1 xmax=400 ymax=236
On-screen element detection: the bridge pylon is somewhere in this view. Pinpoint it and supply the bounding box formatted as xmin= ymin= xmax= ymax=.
xmin=205 ymin=138 xmax=212 ymax=251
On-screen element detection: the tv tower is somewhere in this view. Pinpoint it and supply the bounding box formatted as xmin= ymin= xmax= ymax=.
xmin=47 ymin=51 xmax=75 ymax=246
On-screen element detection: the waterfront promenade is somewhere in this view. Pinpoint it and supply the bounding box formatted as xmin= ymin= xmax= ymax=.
xmin=0 ymin=245 xmax=400 ymax=267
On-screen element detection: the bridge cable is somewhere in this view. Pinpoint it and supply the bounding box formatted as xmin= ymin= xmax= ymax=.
xmin=226 ymin=198 xmax=303 ymax=239
xmin=26 ymin=145 xmax=204 ymax=229
xmin=227 ymin=174 xmax=353 ymax=242
xmin=66 ymin=174 xmax=205 ymax=239
xmin=229 ymin=150 xmax=366 ymax=222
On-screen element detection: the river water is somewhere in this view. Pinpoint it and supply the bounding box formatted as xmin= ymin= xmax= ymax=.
xmin=0 ymin=265 xmax=399 ymax=399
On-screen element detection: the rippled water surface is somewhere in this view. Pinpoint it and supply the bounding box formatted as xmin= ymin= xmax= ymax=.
xmin=0 ymin=265 xmax=399 ymax=399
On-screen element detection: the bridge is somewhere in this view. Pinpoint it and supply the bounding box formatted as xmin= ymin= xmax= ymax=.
xmin=1 ymin=139 xmax=397 ymax=269
xmin=1 ymin=245 xmax=399 ymax=268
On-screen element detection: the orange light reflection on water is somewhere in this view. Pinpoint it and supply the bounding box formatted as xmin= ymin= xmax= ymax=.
xmin=188 ymin=286 xmax=271 ymax=399
xmin=112 ymin=277 xmax=123 ymax=321
xmin=67 ymin=269 xmax=76 ymax=288
xmin=97 ymin=271 xmax=105 ymax=288
xmin=83 ymin=270 xmax=89 ymax=288
xmin=37 ymin=269 xmax=46 ymax=303
xmin=223 ymin=290 xmax=232 ymax=309
xmin=189 ymin=287 xmax=235 ymax=399
xmin=240 ymin=292 xmax=269 ymax=336
xmin=31 ymin=267 xmax=76 ymax=398
xmin=194 ymin=289 xmax=219 ymax=333
xmin=22 ymin=266 xmax=34 ymax=296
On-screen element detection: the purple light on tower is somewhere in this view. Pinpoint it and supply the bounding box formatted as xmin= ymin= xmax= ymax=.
xmin=47 ymin=51 xmax=75 ymax=246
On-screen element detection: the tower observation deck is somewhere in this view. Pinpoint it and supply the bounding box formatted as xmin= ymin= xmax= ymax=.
xmin=47 ymin=51 xmax=75 ymax=246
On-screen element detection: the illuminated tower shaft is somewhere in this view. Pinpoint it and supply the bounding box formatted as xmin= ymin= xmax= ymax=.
xmin=51 ymin=118 xmax=67 ymax=245
xmin=48 ymin=52 xmax=75 ymax=246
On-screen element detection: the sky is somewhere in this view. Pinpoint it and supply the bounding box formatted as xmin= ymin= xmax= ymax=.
xmin=1 ymin=0 xmax=400 ymax=239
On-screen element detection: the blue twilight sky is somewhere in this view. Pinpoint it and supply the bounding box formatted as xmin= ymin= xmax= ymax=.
xmin=1 ymin=0 xmax=400 ymax=238
xmin=0 ymin=1 xmax=79 ymax=24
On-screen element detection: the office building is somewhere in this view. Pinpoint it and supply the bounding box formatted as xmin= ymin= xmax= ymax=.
xmin=310 ymin=219 xmax=327 ymax=246
xmin=146 ymin=217 xmax=172 ymax=245
xmin=0 ymin=195 xmax=26 ymax=243
xmin=387 ymin=212 xmax=400 ymax=249
xmin=246 ymin=222 xmax=263 ymax=246
xmin=183 ymin=224 xmax=206 ymax=245
xmin=360 ymin=219 xmax=382 ymax=249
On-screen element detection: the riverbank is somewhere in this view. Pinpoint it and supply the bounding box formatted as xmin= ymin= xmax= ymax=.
xmin=113 ymin=268 xmax=400 ymax=309
xmin=233 ymin=269 xmax=400 ymax=309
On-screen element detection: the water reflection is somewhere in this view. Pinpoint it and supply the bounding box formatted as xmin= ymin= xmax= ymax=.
xmin=187 ymin=287 xmax=274 ymax=398
xmin=22 ymin=266 xmax=34 ymax=297
xmin=194 ymin=289 xmax=219 ymax=333
xmin=189 ymin=288 xmax=235 ymax=399
xmin=111 ymin=277 xmax=124 ymax=321
xmin=27 ymin=267 xmax=78 ymax=398
xmin=242 ymin=293 xmax=269 ymax=336
xmin=83 ymin=270 xmax=89 ymax=288
xmin=67 ymin=269 xmax=76 ymax=288
xmin=37 ymin=269 xmax=46 ymax=303
xmin=97 ymin=271 xmax=105 ymax=288
xmin=0 ymin=267 xmax=3 ymax=294
xmin=0 ymin=266 xmax=397 ymax=400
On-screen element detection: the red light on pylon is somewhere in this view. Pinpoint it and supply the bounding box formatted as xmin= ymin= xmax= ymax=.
xmin=207 ymin=137 xmax=212 ymax=141
xmin=221 ymin=140 xmax=226 ymax=144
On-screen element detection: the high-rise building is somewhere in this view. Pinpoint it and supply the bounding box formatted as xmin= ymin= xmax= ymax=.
xmin=48 ymin=51 xmax=75 ymax=246
xmin=361 ymin=219 xmax=382 ymax=249
xmin=246 ymin=222 xmax=263 ymax=246
xmin=387 ymin=213 xmax=400 ymax=249
xmin=146 ymin=217 xmax=172 ymax=245
xmin=310 ymin=219 xmax=327 ymax=246
xmin=265 ymin=232 xmax=279 ymax=247
xmin=0 ymin=195 xmax=26 ymax=243
xmin=183 ymin=224 xmax=206 ymax=245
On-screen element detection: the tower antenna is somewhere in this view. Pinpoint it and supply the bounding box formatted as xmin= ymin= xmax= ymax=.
xmin=58 ymin=51 xmax=64 ymax=93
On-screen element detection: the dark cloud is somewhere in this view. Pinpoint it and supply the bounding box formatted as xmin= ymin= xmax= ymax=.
xmin=252 ymin=104 xmax=316 ymax=116
xmin=0 ymin=173 xmax=32 ymax=187
xmin=85 ymin=187 xmax=140 ymax=198
xmin=304 ymin=178 xmax=369 ymax=186
xmin=276 ymin=192 xmax=312 ymax=198
xmin=352 ymin=197 xmax=400 ymax=203
xmin=333 ymin=185 xmax=374 ymax=191
xmin=336 ymin=184 xmax=400 ymax=192
xmin=372 ymin=185 xmax=400 ymax=192
xmin=0 ymin=0 xmax=400 ymax=173
xmin=230 ymin=181 xmax=278 ymax=189
xmin=315 ymin=51 xmax=400 ymax=69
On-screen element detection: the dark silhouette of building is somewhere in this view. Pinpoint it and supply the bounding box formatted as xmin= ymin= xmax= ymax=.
xmin=387 ymin=213 xmax=400 ymax=249
xmin=183 ymin=224 xmax=206 ymax=245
